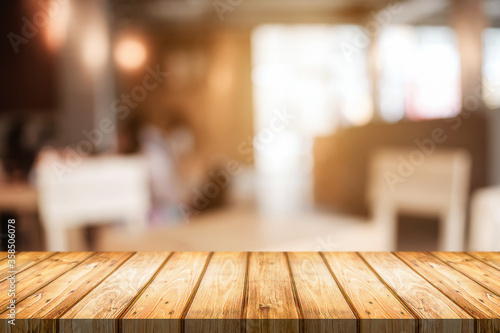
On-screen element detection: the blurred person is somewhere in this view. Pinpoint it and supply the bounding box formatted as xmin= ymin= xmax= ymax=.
xmin=0 ymin=116 xmax=55 ymax=250
xmin=0 ymin=161 xmax=5 ymax=183
xmin=116 ymin=109 xmax=229 ymax=225
xmin=2 ymin=119 xmax=35 ymax=182
xmin=0 ymin=115 xmax=56 ymax=183
xmin=116 ymin=110 xmax=196 ymax=225
xmin=138 ymin=123 xmax=180 ymax=225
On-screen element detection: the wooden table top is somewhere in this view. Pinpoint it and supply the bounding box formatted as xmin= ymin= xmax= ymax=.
xmin=1 ymin=252 xmax=499 ymax=332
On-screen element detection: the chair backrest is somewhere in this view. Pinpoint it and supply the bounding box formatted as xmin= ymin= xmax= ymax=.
xmin=36 ymin=154 xmax=150 ymax=229
xmin=368 ymin=147 xmax=471 ymax=216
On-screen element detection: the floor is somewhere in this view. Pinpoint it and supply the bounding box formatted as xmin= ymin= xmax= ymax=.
xmin=91 ymin=206 xmax=440 ymax=252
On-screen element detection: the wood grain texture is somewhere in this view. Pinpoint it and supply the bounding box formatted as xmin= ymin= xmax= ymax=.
xmin=185 ymin=252 xmax=247 ymax=333
xmin=468 ymin=252 xmax=500 ymax=271
xmin=121 ymin=252 xmax=210 ymax=333
xmin=361 ymin=252 xmax=474 ymax=333
xmin=433 ymin=252 xmax=500 ymax=295
xmin=468 ymin=252 xmax=500 ymax=272
xmin=0 ymin=252 xmax=92 ymax=310
xmin=0 ymin=252 xmax=132 ymax=333
xmin=396 ymin=252 xmax=500 ymax=333
xmin=322 ymin=252 xmax=415 ymax=333
xmin=0 ymin=252 xmax=7 ymax=261
xmin=287 ymin=252 xmax=356 ymax=333
xmin=246 ymin=252 xmax=300 ymax=333
xmin=60 ymin=252 xmax=170 ymax=333
xmin=1 ymin=251 xmax=499 ymax=332
xmin=0 ymin=251 xmax=56 ymax=281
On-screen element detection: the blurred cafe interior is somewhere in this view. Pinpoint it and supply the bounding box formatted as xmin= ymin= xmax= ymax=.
xmin=1 ymin=0 xmax=500 ymax=252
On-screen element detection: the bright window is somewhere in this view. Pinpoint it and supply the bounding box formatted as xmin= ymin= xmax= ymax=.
xmin=252 ymin=24 xmax=373 ymax=137
xmin=251 ymin=24 xmax=372 ymax=215
xmin=483 ymin=28 xmax=500 ymax=109
xmin=378 ymin=26 xmax=461 ymax=121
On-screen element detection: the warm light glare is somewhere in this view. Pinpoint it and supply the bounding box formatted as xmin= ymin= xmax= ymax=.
xmin=251 ymin=63 xmax=291 ymax=89
xmin=46 ymin=0 xmax=71 ymax=51
xmin=378 ymin=26 xmax=414 ymax=123
xmin=82 ymin=25 xmax=109 ymax=72
xmin=409 ymin=41 xmax=461 ymax=119
xmin=343 ymin=95 xmax=374 ymax=126
xmin=115 ymin=37 xmax=147 ymax=70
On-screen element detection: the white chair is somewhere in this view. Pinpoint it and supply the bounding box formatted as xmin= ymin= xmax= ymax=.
xmin=36 ymin=154 xmax=151 ymax=251
xmin=367 ymin=148 xmax=471 ymax=251
xmin=469 ymin=186 xmax=500 ymax=251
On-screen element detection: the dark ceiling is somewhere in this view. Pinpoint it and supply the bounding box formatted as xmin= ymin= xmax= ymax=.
xmin=108 ymin=0 xmax=500 ymax=29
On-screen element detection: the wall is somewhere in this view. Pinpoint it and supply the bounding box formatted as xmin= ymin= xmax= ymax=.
xmin=314 ymin=113 xmax=488 ymax=215
xmin=121 ymin=28 xmax=254 ymax=166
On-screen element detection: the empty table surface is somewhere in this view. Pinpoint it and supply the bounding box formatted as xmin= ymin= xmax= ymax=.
xmin=1 ymin=251 xmax=499 ymax=332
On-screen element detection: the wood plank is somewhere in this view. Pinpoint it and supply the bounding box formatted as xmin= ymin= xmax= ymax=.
xmin=322 ymin=252 xmax=415 ymax=333
xmin=0 ymin=252 xmax=132 ymax=333
xmin=0 ymin=252 xmax=7 ymax=261
xmin=246 ymin=252 xmax=300 ymax=333
xmin=467 ymin=252 xmax=500 ymax=272
xmin=121 ymin=252 xmax=211 ymax=333
xmin=185 ymin=252 xmax=247 ymax=333
xmin=433 ymin=252 xmax=500 ymax=295
xmin=0 ymin=252 xmax=93 ymax=310
xmin=361 ymin=252 xmax=474 ymax=333
xmin=0 ymin=250 xmax=498 ymax=331
xmin=0 ymin=252 xmax=56 ymax=281
xmin=397 ymin=252 xmax=500 ymax=333
xmin=60 ymin=252 xmax=170 ymax=332
xmin=287 ymin=252 xmax=356 ymax=333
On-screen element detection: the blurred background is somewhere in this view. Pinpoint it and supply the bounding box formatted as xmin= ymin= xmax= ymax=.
xmin=1 ymin=0 xmax=499 ymax=252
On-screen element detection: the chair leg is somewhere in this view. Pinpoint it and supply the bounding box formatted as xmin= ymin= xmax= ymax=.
xmin=44 ymin=223 xmax=69 ymax=251
xmin=382 ymin=216 xmax=398 ymax=252
xmin=440 ymin=210 xmax=465 ymax=251
xmin=469 ymin=191 xmax=496 ymax=251
xmin=372 ymin=200 xmax=398 ymax=251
